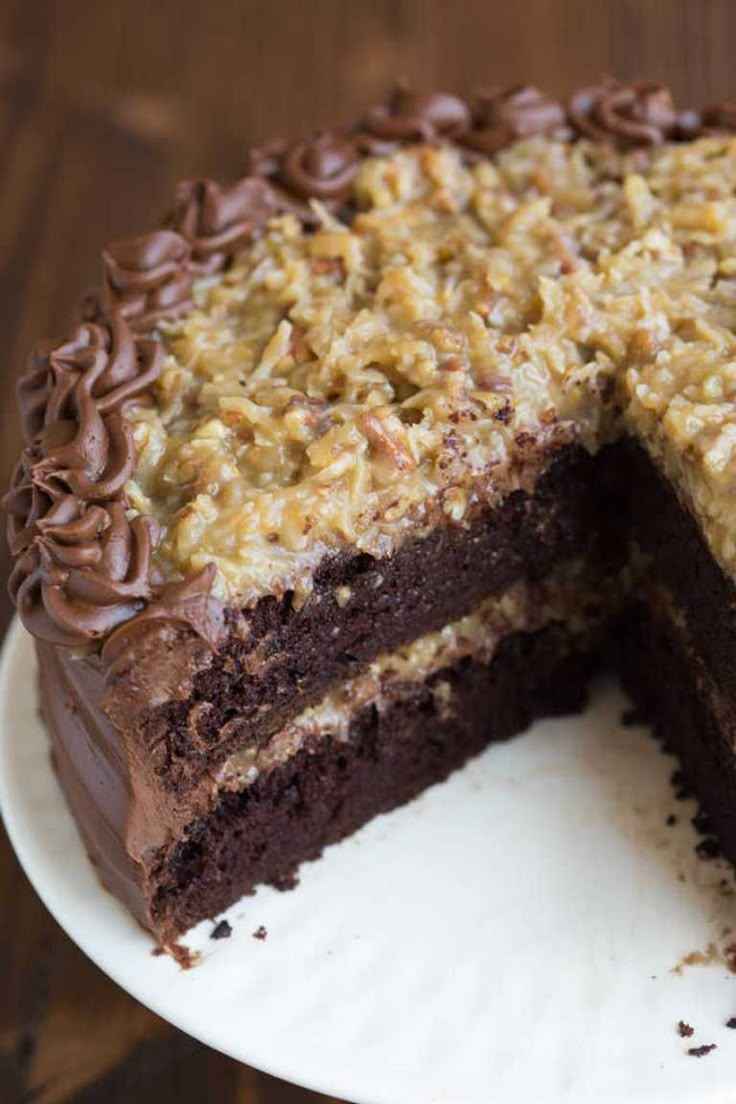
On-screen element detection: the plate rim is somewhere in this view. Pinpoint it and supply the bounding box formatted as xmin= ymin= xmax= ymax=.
xmin=4 ymin=616 xmax=736 ymax=1104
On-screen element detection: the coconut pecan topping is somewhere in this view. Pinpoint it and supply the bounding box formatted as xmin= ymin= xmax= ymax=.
xmin=567 ymin=79 xmax=678 ymax=146
xmin=462 ymin=85 xmax=570 ymax=156
xmin=167 ymin=177 xmax=278 ymax=274
xmin=359 ymin=83 xmax=471 ymax=152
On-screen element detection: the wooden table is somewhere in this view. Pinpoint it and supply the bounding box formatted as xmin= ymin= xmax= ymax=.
xmin=1 ymin=2 xmax=734 ymax=1099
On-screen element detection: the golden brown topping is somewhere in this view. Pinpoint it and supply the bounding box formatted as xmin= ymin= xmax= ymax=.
xmin=360 ymin=412 xmax=417 ymax=472
xmin=9 ymin=83 xmax=736 ymax=648
xmin=124 ymin=144 xmax=619 ymax=601
xmin=122 ymin=136 xmax=736 ymax=601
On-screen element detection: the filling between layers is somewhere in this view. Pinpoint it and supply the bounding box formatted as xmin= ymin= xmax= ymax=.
xmin=213 ymin=558 xmax=614 ymax=793
xmin=116 ymin=557 xmax=613 ymax=858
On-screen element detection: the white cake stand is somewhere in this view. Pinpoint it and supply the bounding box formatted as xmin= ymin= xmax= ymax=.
xmin=3 ymin=617 xmax=736 ymax=1104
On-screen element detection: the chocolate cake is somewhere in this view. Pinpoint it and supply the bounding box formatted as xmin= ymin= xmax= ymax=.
xmin=7 ymin=78 xmax=736 ymax=946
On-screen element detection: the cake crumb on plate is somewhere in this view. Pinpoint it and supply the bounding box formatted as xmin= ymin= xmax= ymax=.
xmin=688 ymin=1044 xmax=717 ymax=1058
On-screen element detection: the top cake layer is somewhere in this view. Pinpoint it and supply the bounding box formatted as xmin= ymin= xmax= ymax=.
xmin=6 ymin=80 xmax=736 ymax=647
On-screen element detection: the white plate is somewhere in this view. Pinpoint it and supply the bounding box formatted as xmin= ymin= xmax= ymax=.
xmin=4 ymin=617 xmax=736 ymax=1103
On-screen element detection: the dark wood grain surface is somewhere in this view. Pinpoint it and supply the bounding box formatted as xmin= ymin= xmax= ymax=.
xmin=1 ymin=2 xmax=735 ymax=1100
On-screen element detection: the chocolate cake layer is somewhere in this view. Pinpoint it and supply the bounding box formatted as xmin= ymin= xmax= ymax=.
xmin=40 ymin=552 xmax=608 ymax=935
xmin=613 ymin=439 xmax=736 ymax=868
xmin=104 ymin=442 xmax=618 ymax=791
xmin=615 ymin=439 xmax=736 ymax=703
xmin=620 ymin=601 xmax=736 ymax=868
xmin=145 ymin=622 xmax=596 ymax=942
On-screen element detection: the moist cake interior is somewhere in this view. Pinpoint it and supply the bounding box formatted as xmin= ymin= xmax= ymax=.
xmin=9 ymin=83 xmax=736 ymax=945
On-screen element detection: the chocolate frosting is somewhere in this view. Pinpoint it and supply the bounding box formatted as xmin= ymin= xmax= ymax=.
xmin=5 ymin=316 xmax=166 ymax=645
xmin=6 ymin=78 xmax=736 ymax=656
xmin=18 ymin=317 xmax=161 ymax=443
xmin=166 ymin=176 xmax=278 ymax=274
xmin=96 ymin=229 xmax=195 ymax=332
xmin=248 ymin=132 xmax=360 ymax=221
xmin=102 ymin=563 xmax=224 ymax=673
xmin=677 ymin=100 xmax=736 ymax=139
xmin=281 ymin=133 xmax=359 ymax=201
xmin=567 ymin=78 xmax=679 ymax=146
xmin=8 ymin=494 xmax=159 ymax=646
xmin=701 ymin=101 xmax=736 ymax=132
xmin=359 ymin=82 xmax=471 ymax=153
xmin=462 ymin=85 xmax=570 ymax=156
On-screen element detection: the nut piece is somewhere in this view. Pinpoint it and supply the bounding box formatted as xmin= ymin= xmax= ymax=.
xmin=360 ymin=412 xmax=416 ymax=471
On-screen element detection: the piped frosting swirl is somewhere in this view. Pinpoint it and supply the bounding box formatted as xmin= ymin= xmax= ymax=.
xmin=461 ymin=85 xmax=570 ymax=156
xmin=359 ymin=83 xmax=471 ymax=152
xmin=247 ymin=132 xmax=360 ymax=222
xmin=7 ymin=467 xmax=160 ymax=647
xmin=98 ymin=230 xmax=195 ymax=332
xmin=6 ymin=317 xmax=165 ymax=644
xmin=567 ymin=79 xmax=679 ymax=146
xmin=166 ymin=177 xmax=278 ymax=274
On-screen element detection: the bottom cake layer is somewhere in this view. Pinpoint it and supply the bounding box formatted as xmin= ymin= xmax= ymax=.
xmin=146 ymin=623 xmax=597 ymax=942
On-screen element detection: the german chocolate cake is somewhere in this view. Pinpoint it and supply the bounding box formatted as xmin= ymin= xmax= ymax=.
xmin=7 ymin=80 xmax=736 ymax=945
